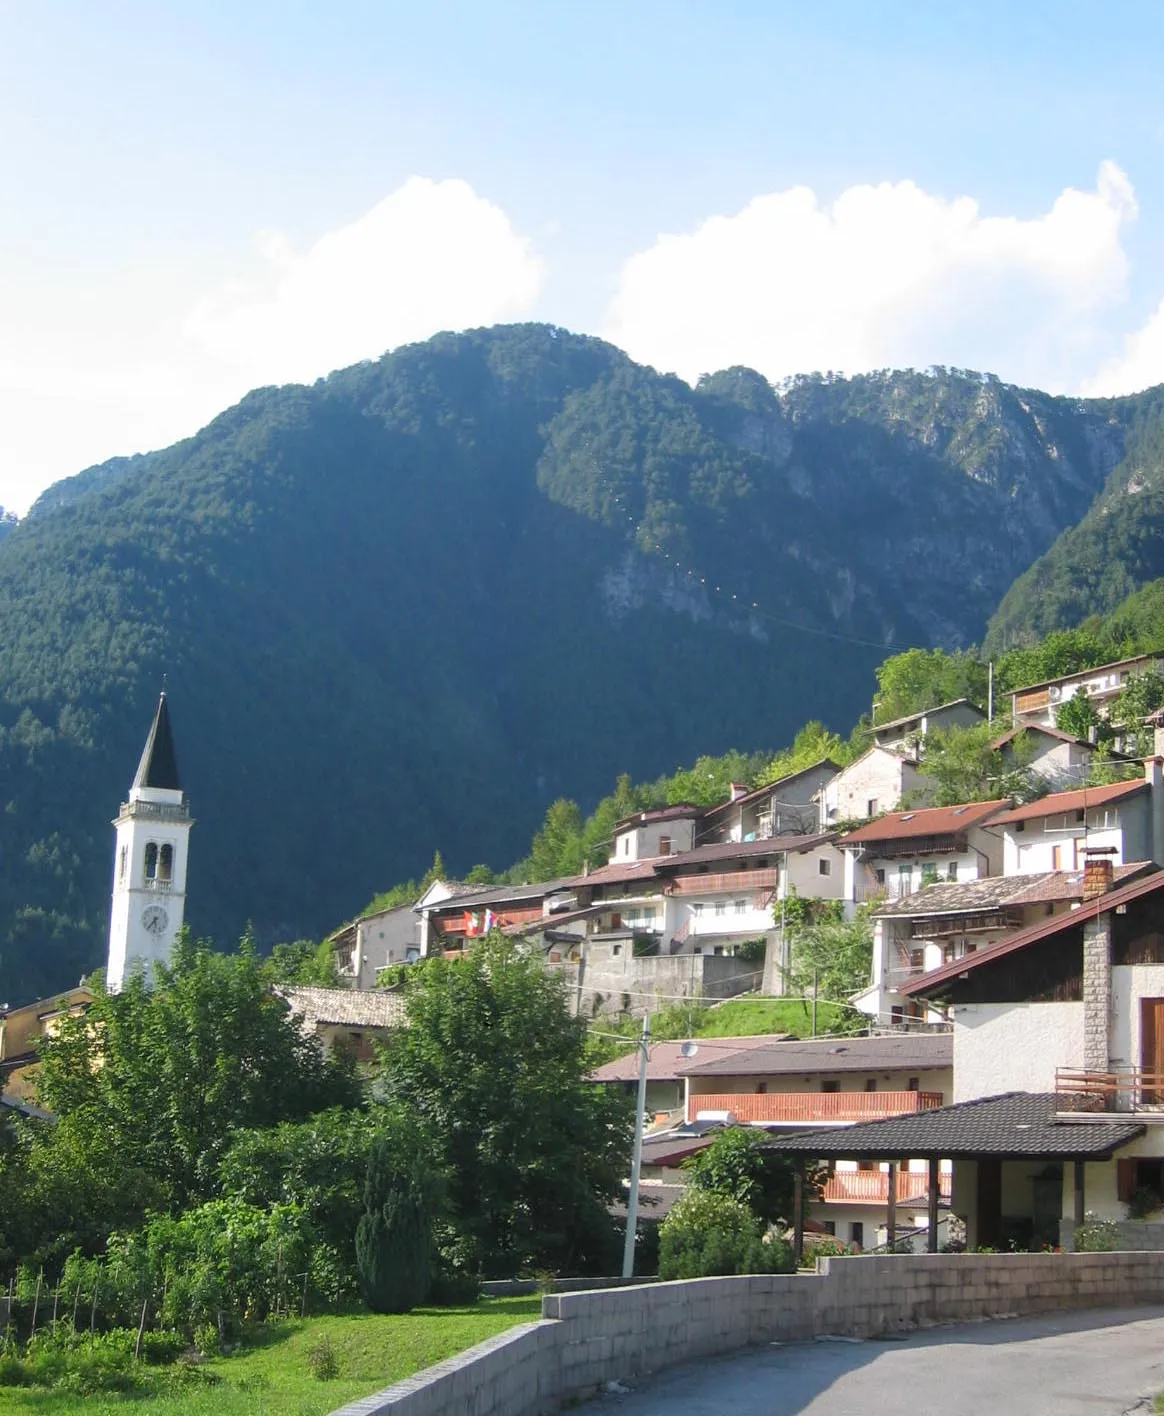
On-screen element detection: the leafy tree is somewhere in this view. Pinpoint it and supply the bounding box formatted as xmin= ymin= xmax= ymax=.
xmin=919 ymin=721 xmax=1036 ymax=805
xmin=1055 ymin=692 xmax=1111 ymax=746
xmin=683 ymin=1127 xmax=802 ymax=1224
xmin=657 ymin=1188 xmax=792 ymax=1279
xmin=873 ymin=649 xmax=988 ymax=724
xmin=526 ymin=799 xmax=586 ymax=880
xmin=780 ymin=902 xmax=873 ymax=1013
xmin=35 ymin=935 xmax=359 ymax=1218
xmin=355 ymin=1135 xmax=432 ymax=1314
xmin=381 ymin=935 xmax=630 ymax=1276
xmin=1109 ymin=669 xmax=1164 ymax=754
xmin=266 ymin=937 xmax=341 ymax=986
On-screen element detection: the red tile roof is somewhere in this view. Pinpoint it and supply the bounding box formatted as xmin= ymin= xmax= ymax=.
xmin=989 ymin=777 xmax=1147 ymax=825
xmin=839 ymin=800 xmax=1009 ymax=845
xmin=901 ymin=865 xmax=1164 ymax=997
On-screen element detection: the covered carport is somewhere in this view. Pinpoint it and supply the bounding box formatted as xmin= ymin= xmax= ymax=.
xmin=761 ymin=1091 xmax=1143 ymax=1256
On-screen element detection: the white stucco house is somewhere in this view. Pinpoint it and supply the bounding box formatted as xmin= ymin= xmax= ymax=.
xmin=816 ymin=746 xmax=932 ymax=826
xmin=1010 ymin=653 xmax=1164 ymax=732
xmin=991 ymin=723 xmax=1129 ymax=792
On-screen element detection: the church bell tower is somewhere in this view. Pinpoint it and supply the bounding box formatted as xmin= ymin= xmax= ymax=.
xmin=107 ymin=692 xmax=193 ymax=992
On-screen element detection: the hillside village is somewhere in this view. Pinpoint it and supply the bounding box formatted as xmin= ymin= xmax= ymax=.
xmin=12 ymin=648 xmax=1164 ymax=1278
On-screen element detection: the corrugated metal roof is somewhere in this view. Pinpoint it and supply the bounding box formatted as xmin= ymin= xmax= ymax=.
xmin=759 ymin=1092 xmax=1144 ymax=1159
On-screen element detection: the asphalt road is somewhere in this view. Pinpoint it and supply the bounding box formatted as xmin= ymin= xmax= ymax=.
xmin=577 ymin=1308 xmax=1164 ymax=1415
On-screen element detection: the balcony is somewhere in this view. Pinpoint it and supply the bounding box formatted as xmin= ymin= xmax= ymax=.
xmin=142 ymin=877 xmax=173 ymax=892
xmin=823 ymin=1170 xmax=952 ymax=1204
xmin=1055 ymin=1066 xmax=1164 ymax=1114
xmin=686 ymin=1090 xmax=944 ymax=1125
xmin=668 ymin=869 xmax=779 ymax=896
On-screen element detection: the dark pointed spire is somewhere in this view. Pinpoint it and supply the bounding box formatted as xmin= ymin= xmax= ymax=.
xmin=133 ymin=692 xmax=182 ymax=792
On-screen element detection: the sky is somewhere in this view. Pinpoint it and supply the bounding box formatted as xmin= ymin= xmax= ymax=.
xmin=5 ymin=0 xmax=1164 ymax=513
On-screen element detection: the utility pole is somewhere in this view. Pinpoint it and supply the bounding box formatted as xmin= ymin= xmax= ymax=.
xmin=988 ymin=661 xmax=994 ymax=723
xmin=621 ymin=1013 xmax=651 ymax=1279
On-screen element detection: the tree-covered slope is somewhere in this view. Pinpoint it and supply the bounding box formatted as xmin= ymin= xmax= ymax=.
xmin=984 ymin=386 xmax=1164 ymax=649
xmin=0 ymin=329 xmax=1134 ymax=1003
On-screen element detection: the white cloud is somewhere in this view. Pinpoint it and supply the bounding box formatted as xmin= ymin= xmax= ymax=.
xmin=603 ymin=163 xmax=1138 ymax=393
xmin=185 ymin=177 xmax=545 ymax=386
xmin=1083 ymin=296 xmax=1164 ymax=396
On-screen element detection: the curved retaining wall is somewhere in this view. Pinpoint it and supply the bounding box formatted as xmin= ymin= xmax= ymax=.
xmin=331 ymin=1251 xmax=1164 ymax=1416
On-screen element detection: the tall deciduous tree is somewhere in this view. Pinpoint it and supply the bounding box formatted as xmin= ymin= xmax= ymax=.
xmin=36 ymin=935 xmax=359 ymax=1214
xmin=381 ymin=935 xmax=630 ymax=1277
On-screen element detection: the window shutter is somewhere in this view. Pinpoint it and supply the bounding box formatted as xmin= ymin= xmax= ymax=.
xmin=1117 ymin=1158 xmax=1138 ymax=1203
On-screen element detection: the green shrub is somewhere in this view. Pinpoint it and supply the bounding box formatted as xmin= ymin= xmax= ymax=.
xmin=658 ymin=1189 xmax=793 ymax=1279
xmin=1074 ymin=1213 xmax=1121 ymax=1252
xmin=306 ymin=1335 xmax=339 ymax=1380
xmin=736 ymin=938 xmax=766 ymax=964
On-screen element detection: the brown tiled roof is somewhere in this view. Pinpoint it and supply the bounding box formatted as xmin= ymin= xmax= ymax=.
xmin=840 ymin=800 xmax=1008 ymax=845
xmin=902 ymin=866 xmax=1164 ymax=997
xmin=274 ymin=986 xmax=407 ymax=1029
xmin=680 ymin=1031 xmax=951 ymax=1078
xmin=561 ymin=833 xmax=834 ymax=890
xmin=589 ymin=1034 xmax=790 ymax=1085
xmin=759 ymin=1092 xmax=1143 ymax=1160
xmin=990 ymin=777 xmax=1147 ymax=825
xmin=614 ymin=804 xmax=705 ymax=830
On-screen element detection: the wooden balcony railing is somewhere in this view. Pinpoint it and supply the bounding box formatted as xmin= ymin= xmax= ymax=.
xmin=1055 ymin=1066 xmax=1164 ymax=1112
xmin=823 ymin=1170 xmax=952 ymax=1204
xmin=686 ymin=1090 xmax=943 ymax=1125
xmin=667 ymin=869 xmax=779 ymax=897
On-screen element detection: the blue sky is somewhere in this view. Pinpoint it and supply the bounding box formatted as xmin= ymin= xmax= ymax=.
xmin=4 ymin=1 xmax=1164 ymax=512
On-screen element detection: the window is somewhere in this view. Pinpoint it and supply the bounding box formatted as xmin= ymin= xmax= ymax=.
xmin=909 ymin=949 xmax=924 ymax=969
xmin=851 ymin=1222 xmax=864 ymax=1246
xmin=821 ymin=1080 xmax=840 ymax=1093
xmin=158 ymin=843 xmax=173 ymax=882
xmin=658 ymin=835 xmax=671 ymax=856
xmin=118 ymin=845 xmax=127 ymax=881
xmin=864 ymin=1079 xmax=877 ymax=1092
xmin=693 ymin=902 xmax=704 ymax=917
xmin=818 ymin=858 xmax=832 ymax=876
xmin=1051 ymin=844 xmax=1062 ymax=870
xmin=907 ymin=1077 xmax=919 ymax=1091
xmin=857 ymin=1160 xmax=875 ymax=1171
xmin=947 ymin=862 xmax=958 ymax=881
xmin=144 ymin=842 xmax=158 ymax=879
xmin=715 ymin=901 xmax=726 ymax=916
xmin=867 ymin=798 xmax=878 ymax=817
xmin=734 ymin=899 xmax=747 ymax=915
xmin=822 ymin=1220 xmax=836 ymax=1236
xmin=612 ymin=944 xmax=622 ymax=956
xmin=875 ymin=868 xmax=886 ymax=885
xmin=713 ymin=945 xmax=724 ymax=956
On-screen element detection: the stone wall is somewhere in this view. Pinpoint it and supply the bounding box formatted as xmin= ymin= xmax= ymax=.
xmin=329 ymin=1251 xmax=1164 ymax=1416
xmin=1061 ymin=1219 xmax=1164 ymax=1251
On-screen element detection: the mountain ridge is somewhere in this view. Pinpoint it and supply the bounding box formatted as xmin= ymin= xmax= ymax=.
xmin=0 ymin=324 xmax=1156 ymax=1004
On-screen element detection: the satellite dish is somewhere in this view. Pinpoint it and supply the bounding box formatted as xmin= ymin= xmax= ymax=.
xmin=679 ymin=1041 xmax=699 ymax=1059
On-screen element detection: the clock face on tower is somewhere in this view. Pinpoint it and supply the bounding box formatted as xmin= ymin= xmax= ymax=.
xmin=141 ymin=904 xmax=169 ymax=936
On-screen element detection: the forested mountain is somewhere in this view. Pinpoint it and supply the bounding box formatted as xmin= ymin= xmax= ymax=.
xmin=0 ymin=325 xmax=1153 ymax=1004
xmin=985 ymin=389 xmax=1164 ymax=649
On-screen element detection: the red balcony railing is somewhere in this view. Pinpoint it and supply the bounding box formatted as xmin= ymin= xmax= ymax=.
xmin=686 ymin=1090 xmax=943 ymax=1125
xmin=823 ymin=1170 xmax=952 ymax=1204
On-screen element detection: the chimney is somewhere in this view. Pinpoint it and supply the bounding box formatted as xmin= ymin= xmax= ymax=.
xmin=1082 ymin=853 xmax=1114 ymax=902
xmin=729 ymin=782 xmax=748 ymax=802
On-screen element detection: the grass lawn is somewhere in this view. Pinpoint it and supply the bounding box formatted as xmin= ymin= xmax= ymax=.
xmin=0 ymin=1297 xmax=542 ymax=1416
xmin=692 ymin=997 xmax=850 ymax=1038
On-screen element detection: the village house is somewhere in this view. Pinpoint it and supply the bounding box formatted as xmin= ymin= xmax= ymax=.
xmin=1010 ymin=653 xmax=1164 ymax=733
xmin=765 ymin=857 xmax=1164 ymax=1255
xmin=994 ymin=764 xmax=1164 ymax=875
xmin=872 ymin=699 xmax=986 ymax=755
xmin=273 ymin=984 xmax=406 ymax=1063
xmin=0 ymin=986 xmax=95 ymax=1104
xmin=329 ymin=900 xmax=430 ymax=988
xmin=681 ymin=1033 xmax=954 ymax=1249
xmin=697 ymin=760 xmax=840 ymax=844
xmin=991 ymin=723 xmax=1129 ymax=792
xmin=816 ymin=745 xmax=932 ymax=825
xmin=418 ymin=878 xmax=568 ymax=954
xmin=853 ymin=862 xmax=1159 ymax=1027
xmin=839 ymin=799 xmax=1008 ymax=908
xmin=588 ymin=1034 xmax=790 ymax=1115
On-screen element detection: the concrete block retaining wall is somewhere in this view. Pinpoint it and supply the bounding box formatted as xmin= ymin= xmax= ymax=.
xmin=332 ymin=1252 xmax=1164 ymax=1416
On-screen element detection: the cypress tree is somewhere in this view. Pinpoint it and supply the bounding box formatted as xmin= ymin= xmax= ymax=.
xmin=355 ymin=1138 xmax=431 ymax=1314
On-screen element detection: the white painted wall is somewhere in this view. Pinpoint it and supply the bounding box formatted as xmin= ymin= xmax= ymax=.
xmin=612 ymin=817 xmax=698 ymax=862
xmin=1110 ymin=964 xmax=1164 ymax=1070
xmin=1002 ymin=792 xmax=1152 ymax=875
xmin=951 ymin=1002 xmax=1084 ymax=1102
